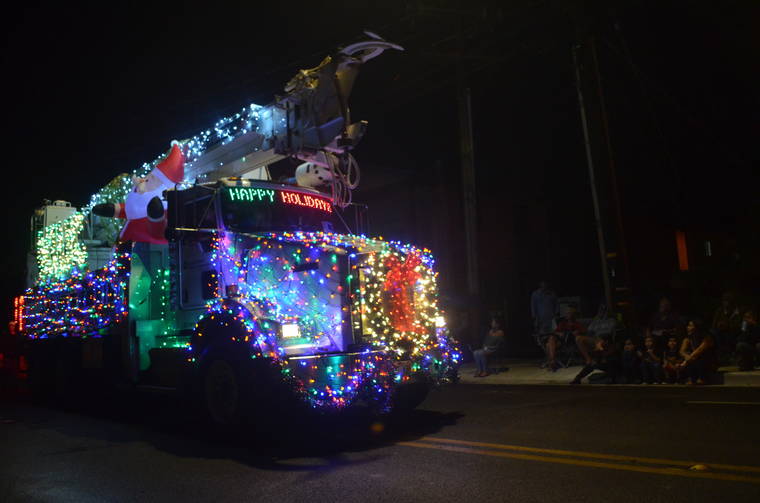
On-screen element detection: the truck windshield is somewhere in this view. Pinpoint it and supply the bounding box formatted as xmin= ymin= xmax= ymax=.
xmin=219 ymin=185 xmax=346 ymax=234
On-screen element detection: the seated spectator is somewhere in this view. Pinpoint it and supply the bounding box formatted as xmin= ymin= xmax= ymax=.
xmin=663 ymin=335 xmax=684 ymax=384
xmin=646 ymin=297 xmax=685 ymax=350
xmin=639 ymin=335 xmax=664 ymax=384
xmin=679 ymin=318 xmax=717 ymax=384
xmin=570 ymin=335 xmax=618 ymax=384
xmin=620 ymin=338 xmax=641 ymax=384
xmin=472 ymin=316 xmax=505 ymax=377
xmin=712 ymin=291 xmax=741 ymax=357
xmin=662 ymin=342 xmax=683 ymax=384
xmin=736 ymin=309 xmax=760 ymax=371
xmin=544 ymin=304 xmax=585 ymax=372
xmin=576 ymin=304 xmax=617 ymax=365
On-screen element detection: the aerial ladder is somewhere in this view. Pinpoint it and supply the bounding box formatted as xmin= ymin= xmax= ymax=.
xmin=87 ymin=32 xmax=403 ymax=215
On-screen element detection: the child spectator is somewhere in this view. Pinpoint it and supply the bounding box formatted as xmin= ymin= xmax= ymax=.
xmin=620 ymin=338 xmax=641 ymax=384
xmin=663 ymin=336 xmax=684 ymax=383
xmin=639 ymin=335 xmax=663 ymax=384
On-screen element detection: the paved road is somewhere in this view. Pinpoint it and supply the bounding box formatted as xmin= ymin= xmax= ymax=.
xmin=2 ymin=384 xmax=760 ymax=502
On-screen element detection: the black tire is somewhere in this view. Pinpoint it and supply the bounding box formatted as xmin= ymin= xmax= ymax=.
xmin=392 ymin=381 xmax=430 ymax=412
xmin=202 ymin=357 xmax=244 ymax=426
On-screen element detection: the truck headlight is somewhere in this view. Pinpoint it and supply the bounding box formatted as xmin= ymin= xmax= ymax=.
xmin=281 ymin=323 xmax=300 ymax=339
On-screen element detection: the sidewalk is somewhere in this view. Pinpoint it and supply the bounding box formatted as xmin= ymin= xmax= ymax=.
xmin=458 ymin=359 xmax=760 ymax=387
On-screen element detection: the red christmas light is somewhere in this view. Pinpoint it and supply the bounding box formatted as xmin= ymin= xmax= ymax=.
xmin=383 ymin=251 xmax=424 ymax=333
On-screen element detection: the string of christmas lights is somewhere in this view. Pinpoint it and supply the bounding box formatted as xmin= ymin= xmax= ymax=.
xmin=196 ymin=230 xmax=458 ymax=410
xmin=22 ymin=249 xmax=130 ymax=339
xmin=84 ymin=103 xmax=286 ymax=215
xmin=196 ymin=296 xmax=396 ymax=410
xmin=36 ymin=212 xmax=88 ymax=281
xmin=23 ymin=200 xmax=459 ymax=410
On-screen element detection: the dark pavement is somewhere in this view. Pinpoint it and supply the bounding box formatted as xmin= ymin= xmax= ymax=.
xmin=2 ymin=384 xmax=760 ymax=502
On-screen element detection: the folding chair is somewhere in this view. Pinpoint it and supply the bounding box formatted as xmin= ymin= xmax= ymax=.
xmin=484 ymin=337 xmax=507 ymax=374
xmin=555 ymin=331 xmax=579 ymax=368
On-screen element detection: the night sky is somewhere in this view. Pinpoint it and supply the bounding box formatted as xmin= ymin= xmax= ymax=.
xmin=3 ymin=1 xmax=759 ymax=331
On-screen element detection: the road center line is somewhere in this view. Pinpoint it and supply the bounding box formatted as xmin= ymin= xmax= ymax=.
xmin=685 ymin=401 xmax=760 ymax=406
xmin=399 ymin=442 xmax=760 ymax=485
xmin=418 ymin=436 xmax=760 ymax=474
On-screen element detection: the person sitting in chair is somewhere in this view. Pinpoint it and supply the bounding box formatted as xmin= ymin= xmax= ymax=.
xmin=544 ymin=304 xmax=585 ymax=371
xmin=473 ymin=316 xmax=505 ymax=377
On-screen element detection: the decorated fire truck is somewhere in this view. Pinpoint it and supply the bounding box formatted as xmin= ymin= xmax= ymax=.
xmin=14 ymin=33 xmax=459 ymax=424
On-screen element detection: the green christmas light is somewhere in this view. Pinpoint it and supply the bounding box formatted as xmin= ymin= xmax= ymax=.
xmin=36 ymin=212 xmax=88 ymax=280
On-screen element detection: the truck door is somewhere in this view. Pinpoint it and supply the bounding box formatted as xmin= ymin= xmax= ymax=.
xmin=128 ymin=242 xmax=170 ymax=371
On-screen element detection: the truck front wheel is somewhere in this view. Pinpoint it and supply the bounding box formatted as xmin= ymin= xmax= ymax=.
xmin=203 ymin=358 xmax=242 ymax=425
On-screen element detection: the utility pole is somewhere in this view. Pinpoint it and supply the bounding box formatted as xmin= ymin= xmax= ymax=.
xmin=458 ymin=86 xmax=479 ymax=299
xmin=573 ymin=43 xmax=613 ymax=312
xmin=589 ymin=39 xmax=634 ymax=320
xmin=573 ymin=36 xmax=635 ymax=323
xmin=456 ymin=11 xmax=480 ymax=343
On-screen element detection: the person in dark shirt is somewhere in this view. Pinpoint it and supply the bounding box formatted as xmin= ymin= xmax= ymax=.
xmin=663 ymin=336 xmax=684 ymax=384
xmin=620 ymin=338 xmax=641 ymax=384
xmin=736 ymin=309 xmax=760 ymax=371
xmin=576 ymin=304 xmax=617 ymax=365
xmin=639 ymin=335 xmax=664 ymax=384
xmin=570 ymin=335 xmax=618 ymax=384
xmin=712 ymin=291 xmax=742 ymax=356
xmin=473 ymin=316 xmax=505 ymax=377
xmin=679 ymin=318 xmax=717 ymax=384
xmin=646 ymin=297 xmax=685 ymax=350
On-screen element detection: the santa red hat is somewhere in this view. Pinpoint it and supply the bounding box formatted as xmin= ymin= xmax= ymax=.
xmin=152 ymin=141 xmax=185 ymax=186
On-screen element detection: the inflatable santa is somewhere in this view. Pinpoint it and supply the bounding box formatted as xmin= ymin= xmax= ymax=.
xmin=93 ymin=141 xmax=185 ymax=244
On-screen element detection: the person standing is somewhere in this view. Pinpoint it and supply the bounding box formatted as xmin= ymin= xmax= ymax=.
xmin=531 ymin=280 xmax=558 ymax=338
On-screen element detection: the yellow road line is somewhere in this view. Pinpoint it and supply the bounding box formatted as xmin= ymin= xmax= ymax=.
xmin=685 ymin=401 xmax=760 ymax=406
xmin=420 ymin=436 xmax=760 ymax=474
xmin=399 ymin=441 xmax=760 ymax=484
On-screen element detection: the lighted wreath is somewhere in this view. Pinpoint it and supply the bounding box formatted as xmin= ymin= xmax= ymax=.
xmin=360 ymin=247 xmax=439 ymax=356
